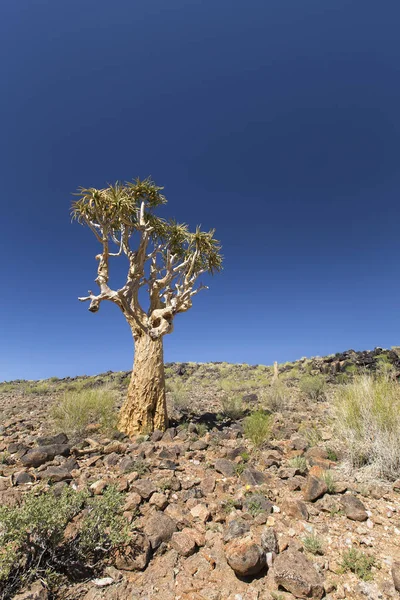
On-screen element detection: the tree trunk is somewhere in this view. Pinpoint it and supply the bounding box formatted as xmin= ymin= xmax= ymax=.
xmin=118 ymin=333 xmax=168 ymax=436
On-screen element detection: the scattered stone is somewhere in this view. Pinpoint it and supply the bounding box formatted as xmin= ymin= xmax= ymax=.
xmin=21 ymin=444 xmax=70 ymax=468
xmin=130 ymin=478 xmax=156 ymax=499
xmin=392 ymin=561 xmax=400 ymax=592
xmin=149 ymin=492 xmax=168 ymax=509
xmin=114 ymin=533 xmax=151 ymax=571
xmin=283 ymin=498 xmax=309 ymax=521
xmin=340 ymin=494 xmax=368 ymax=521
xmin=214 ymin=458 xmax=236 ymax=477
xmin=260 ymin=527 xmax=279 ymax=554
xmin=200 ymin=475 xmax=216 ymax=495
xmin=170 ymin=531 xmax=197 ymax=556
xmin=144 ymin=512 xmax=177 ymax=549
xmin=225 ymin=537 xmax=266 ymax=576
xmin=223 ymin=519 xmax=251 ymax=543
xmin=190 ymin=503 xmax=211 ymax=522
xmin=36 ymin=466 xmax=72 ymax=482
xmin=303 ymin=475 xmax=328 ymax=502
xmin=241 ymin=467 xmax=268 ymax=486
xmin=274 ymin=550 xmax=324 ymax=599
xmin=13 ymin=471 xmax=35 ymax=485
xmin=13 ymin=581 xmax=48 ymax=600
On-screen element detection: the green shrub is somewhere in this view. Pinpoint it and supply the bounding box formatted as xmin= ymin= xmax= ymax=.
xmin=0 ymin=486 xmax=129 ymax=597
xmin=260 ymin=381 xmax=288 ymax=411
xmin=244 ymin=411 xmax=273 ymax=448
xmin=220 ymin=394 xmax=245 ymax=420
xmin=51 ymin=387 xmax=117 ymax=436
xmin=333 ymin=373 xmax=400 ymax=480
xmin=298 ymin=423 xmax=322 ymax=447
xmin=325 ymin=447 xmax=338 ymax=462
xmin=288 ymin=456 xmax=307 ymax=473
xmin=321 ymin=470 xmax=336 ymax=493
xmin=300 ymin=375 xmax=326 ymax=400
xmin=340 ymin=548 xmax=376 ymax=580
xmin=167 ymin=380 xmax=190 ymax=411
xmin=303 ymin=533 xmax=324 ymax=555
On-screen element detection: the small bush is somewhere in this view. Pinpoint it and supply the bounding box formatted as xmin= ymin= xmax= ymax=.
xmin=220 ymin=394 xmax=245 ymax=420
xmin=303 ymin=533 xmax=324 ymax=555
xmin=340 ymin=548 xmax=376 ymax=580
xmin=298 ymin=423 xmax=322 ymax=447
xmin=167 ymin=380 xmax=190 ymax=411
xmin=300 ymin=375 xmax=326 ymax=400
xmin=325 ymin=447 xmax=338 ymax=462
xmin=0 ymin=485 xmax=129 ymax=597
xmin=333 ymin=373 xmax=400 ymax=480
xmin=321 ymin=470 xmax=336 ymax=493
xmin=51 ymin=387 xmax=117 ymax=436
xmin=288 ymin=456 xmax=307 ymax=473
xmin=244 ymin=411 xmax=273 ymax=448
xmin=260 ymin=381 xmax=288 ymax=411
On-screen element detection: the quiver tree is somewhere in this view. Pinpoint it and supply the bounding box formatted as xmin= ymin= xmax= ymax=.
xmin=72 ymin=178 xmax=222 ymax=435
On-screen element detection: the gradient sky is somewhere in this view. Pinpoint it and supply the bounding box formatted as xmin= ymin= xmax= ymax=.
xmin=1 ymin=0 xmax=400 ymax=381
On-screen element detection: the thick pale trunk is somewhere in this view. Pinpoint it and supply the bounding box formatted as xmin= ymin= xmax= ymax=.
xmin=118 ymin=333 xmax=168 ymax=436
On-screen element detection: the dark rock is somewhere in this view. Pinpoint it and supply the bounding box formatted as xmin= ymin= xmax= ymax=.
xmin=226 ymin=446 xmax=247 ymax=460
xmin=151 ymin=429 xmax=163 ymax=442
xmin=104 ymin=452 xmax=120 ymax=468
xmin=36 ymin=466 xmax=72 ymax=482
xmin=241 ymin=468 xmax=268 ymax=486
xmin=119 ymin=457 xmax=136 ymax=473
xmin=242 ymin=393 xmax=258 ymax=404
xmin=243 ymin=494 xmax=273 ymax=515
xmin=162 ymin=427 xmax=177 ymax=442
xmin=223 ymin=519 xmax=251 ymax=543
xmin=214 ymin=458 xmax=236 ymax=477
xmin=274 ymin=550 xmax=324 ymax=599
xmin=340 ymin=494 xmax=368 ymax=521
xmin=21 ymin=444 xmax=70 ymax=468
xmin=36 ymin=433 xmax=68 ymax=446
xmin=13 ymin=471 xmax=35 ymax=485
xmin=302 ymin=476 xmax=328 ymax=502
xmin=225 ymin=538 xmax=266 ymax=576
xmin=144 ymin=512 xmax=177 ymax=549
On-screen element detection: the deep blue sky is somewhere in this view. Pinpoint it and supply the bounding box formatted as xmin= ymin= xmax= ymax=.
xmin=1 ymin=0 xmax=400 ymax=380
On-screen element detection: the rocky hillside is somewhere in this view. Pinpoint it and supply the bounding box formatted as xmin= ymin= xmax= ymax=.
xmin=1 ymin=348 xmax=400 ymax=600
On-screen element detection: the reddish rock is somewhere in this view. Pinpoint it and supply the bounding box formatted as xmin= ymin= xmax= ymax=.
xmin=225 ymin=538 xmax=266 ymax=576
xmin=340 ymin=494 xmax=368 ymax=521
xmin=302 ymin=476 xmax=328 ymax=502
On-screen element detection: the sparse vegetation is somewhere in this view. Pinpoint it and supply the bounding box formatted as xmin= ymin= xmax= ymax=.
xmin=0 ymin=485 xmax=129 ymax=597
xmin=333 ymin=373 xmax=400 ymax=480
xmin=340 ymin=548 xmax=376 ymax=581
xmin=302 ymin=533 xmax=324 ymax=555
xmin=167 ymin=380 xmax=190 ymax=411
xmin=288 ymin=455 xmax=308 ymax=473
xmin=51 ymin=387 xmax=118 ymax=436
xmin=321 ymin=470 xmax=336 ymax=493
xmin=299 ymin=375 xmax=326 ymax=400
xmin=220 ymin=393 xmax=245 ymax=420
xmin=244 ymin=410 xmax=273 ymax=447
xmin=260 ymin=380 xmax=288 ymax=411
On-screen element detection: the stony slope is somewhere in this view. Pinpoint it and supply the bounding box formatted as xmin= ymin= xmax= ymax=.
xmin=1 ymin=348 xmax=400 ymax=600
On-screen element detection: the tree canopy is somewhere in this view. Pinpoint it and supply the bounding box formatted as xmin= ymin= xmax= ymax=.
xmin=72 ymin=178 xmax=223 ymax=339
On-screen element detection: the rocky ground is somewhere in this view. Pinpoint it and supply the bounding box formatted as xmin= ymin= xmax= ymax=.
xmin=1 ymin=349 xmax=400 ymax=600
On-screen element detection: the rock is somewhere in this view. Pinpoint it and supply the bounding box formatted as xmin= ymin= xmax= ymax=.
xmin=170 ymin=531 xmax=197 ymax=556
xmin=243 ymin=494 xmax=273 ymax=515
xmin=124 ymin=492 xmax=142 ymax=511
xmin=114 ymin=533 xmax=151 ymax=571
xmin=13 ymin=581 xmax=48 ymax=599
xmin=282 ymin=498 xmax=309 ymax=521
xmin=90 ymin=480 xmax=108 ymax=495
xmin=92 ymin=577 xmax=114 ymax=587
xmin=393 ymin=479 xmax=400 ymax=491
xmin=302 ymin=476 xmax=328 ymax=502
xmin=223 ymin=519 xmax=251 ymax=543
xmin=13 ymin=471 xmax=35 ymax=485
xmin=151 ymin=429 xmax=164 ymax=442
xmin=36 ymin=466 xmax=72 ymax=483
xmin=21 ymin=444 xmax=70 ymax=467
xmin=274 ymin=550 xmax=324 ymax=599
xmin=190 ymin=503 xmax=210 ymax=522
xmin=225 ymin=537 xmax=266 ymax=576
xmin=119 ymin=457 xmax=136 ymax=473
xmin=260 ymin=528 xmax=279 ymax=554
xmin=214 ymin=458 xmax=236 ymax=477
xmin=149 ymin=492 xmax=168 ymax=509
xmin=200 ymin=475 xmax=216 ymax=495
xmin=130 ymin=479 xmax=156 ymax=500
xmin=340 ymin=494 xmax=368 ymax=521
xmin=392 ymin=561 xmax=400 ymax=592
xmin=36 ymin=433 xmax=68 ymax=446
xmin=241 ymin=467 xmax=268 ymax=486
xmin=144 ymin=512 xmax=177 ymax=549
xmin=104 ymin=452 xmax=120 ymax=468
xmin=0 ymin=488 xmax=22 ymax=507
